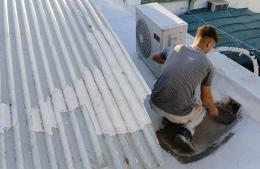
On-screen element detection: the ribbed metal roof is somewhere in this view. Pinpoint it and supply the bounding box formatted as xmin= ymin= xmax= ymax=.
xmin=0 ymin=0 xmax=163 ymax=168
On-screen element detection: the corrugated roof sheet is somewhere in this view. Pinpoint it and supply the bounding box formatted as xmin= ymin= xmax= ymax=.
xmin=0 ymin=0 xmax=163 ymax=168
xmin=180 ymin=8 xmax=260 ymax=72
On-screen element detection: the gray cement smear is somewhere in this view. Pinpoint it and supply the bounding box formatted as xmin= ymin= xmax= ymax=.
xmin=156 ymin=98 xmax=241 ymax=163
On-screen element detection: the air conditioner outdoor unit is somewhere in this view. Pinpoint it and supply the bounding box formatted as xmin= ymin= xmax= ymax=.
xmin=136 ymin=3 xmax=188 ymax=77
xmin=208 ymin=0 xmax=229 ymax=12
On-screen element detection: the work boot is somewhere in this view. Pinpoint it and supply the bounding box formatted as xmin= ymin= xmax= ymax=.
xmin=174 ymin=127 xmax=194 ymax=152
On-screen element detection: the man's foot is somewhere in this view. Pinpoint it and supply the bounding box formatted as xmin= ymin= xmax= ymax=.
xmin=174 ymin=127 xmax=194 ymax=152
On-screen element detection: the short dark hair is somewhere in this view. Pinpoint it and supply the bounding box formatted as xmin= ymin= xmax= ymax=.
xmin=196 ymin=25 xmax=219 ymax=43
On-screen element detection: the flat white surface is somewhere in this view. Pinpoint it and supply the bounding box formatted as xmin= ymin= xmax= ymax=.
xmin=95 ymin=1 xmax=260 ymax=168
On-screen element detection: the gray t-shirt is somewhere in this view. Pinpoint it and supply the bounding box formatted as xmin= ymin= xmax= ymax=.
xmin=151 ymin=45 xmax=214 ymax=116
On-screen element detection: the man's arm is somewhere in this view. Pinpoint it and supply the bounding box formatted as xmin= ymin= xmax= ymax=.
xmin=152 ymin=52 xmax=166 ymax=64
xmin=152 ymin=46 xmax=169 ymax=64
xmin=201 ymin=85 xmax=219 ymax=116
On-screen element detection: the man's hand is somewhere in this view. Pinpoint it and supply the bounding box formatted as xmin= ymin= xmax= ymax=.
xmin=208 ymin=106 xmax=219 ymax=117
xmin=152 ymin=52 xmax=165 ymax=64
xmin=201 ymin=85 xmax=219 ymax=117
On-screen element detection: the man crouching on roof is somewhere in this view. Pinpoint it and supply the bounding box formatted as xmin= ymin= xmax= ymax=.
xmin=150 ymin=25 xmax=219 ymax=151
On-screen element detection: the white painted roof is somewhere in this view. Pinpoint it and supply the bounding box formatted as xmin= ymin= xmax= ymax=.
xmin=1 ymin=0 xmax=260 ymax=168
xmin=0 ymin=0 xmax=163 ymax=168
xmin=94 ymin=1 xmax=260 ymax=169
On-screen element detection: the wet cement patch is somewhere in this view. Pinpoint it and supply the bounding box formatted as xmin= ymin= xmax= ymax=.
xmin=156 ymin=98 xmax=241 ymax=163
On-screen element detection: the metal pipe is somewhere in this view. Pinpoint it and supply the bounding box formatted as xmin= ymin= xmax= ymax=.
xmin=217 ymin=47 xmax=259 ymax=75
